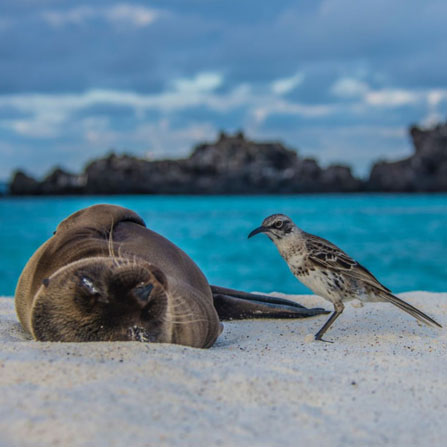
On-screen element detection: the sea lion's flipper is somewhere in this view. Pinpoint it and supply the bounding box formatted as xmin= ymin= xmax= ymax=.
xmin=211 ymin=285 xmax=315 ymax=309
xmin=211 ymin=285 xmax=329 ymax=320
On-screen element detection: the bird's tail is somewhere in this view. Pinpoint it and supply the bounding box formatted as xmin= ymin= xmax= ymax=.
xmin=382 ymin=292 xmax=442 ymax=328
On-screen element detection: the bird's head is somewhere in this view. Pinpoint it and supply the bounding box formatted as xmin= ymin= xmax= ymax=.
xmin=248 ymin=214 xmax=297 ymax=242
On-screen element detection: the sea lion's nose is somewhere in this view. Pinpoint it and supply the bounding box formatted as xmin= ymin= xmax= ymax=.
xmin=133 ymin=283 xmax=154 ymax=306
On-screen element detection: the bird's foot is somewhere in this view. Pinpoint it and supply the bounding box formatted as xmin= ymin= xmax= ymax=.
xmin=304 ymin=333 xmax=334 ymax=343
xmin=314 ymin=334 xmax=334 ymax=343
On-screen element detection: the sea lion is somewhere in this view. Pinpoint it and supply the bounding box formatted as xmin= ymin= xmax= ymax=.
xmin=15 ymin=204 xmax=327 ymax=348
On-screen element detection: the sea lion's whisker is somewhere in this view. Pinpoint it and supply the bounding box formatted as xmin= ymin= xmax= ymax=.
xmin=164 ymin=308 xmax=209 ymax=321
xmin=167 ymin=300 xmax=194 ymax=311
xmin=107 ymin=218 xmax=122 ymax=267
xmin=165 ymin=310 xmax=197 ymax=318
xmin=117 ymin=244 xmax=124 ymax=260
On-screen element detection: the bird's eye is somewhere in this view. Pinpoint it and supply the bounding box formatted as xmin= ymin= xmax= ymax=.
xmin=274 ymin=220 xmax=283 ymax=229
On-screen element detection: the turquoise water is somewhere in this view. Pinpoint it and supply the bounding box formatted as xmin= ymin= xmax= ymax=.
xmin=0 ymin=195 xmax=446 ymax=296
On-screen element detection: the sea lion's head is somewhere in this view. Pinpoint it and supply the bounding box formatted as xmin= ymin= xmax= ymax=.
xmin=30 ymin=256 xmax=170 ymax=342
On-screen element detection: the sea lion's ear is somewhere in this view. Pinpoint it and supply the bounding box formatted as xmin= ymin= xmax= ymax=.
xmin=42 ymin=278 xmax=50 ymax=288
xmin=149 ymin=266 xmax=168 ymax=289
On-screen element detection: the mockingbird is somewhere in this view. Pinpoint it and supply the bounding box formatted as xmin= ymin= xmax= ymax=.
xmin=248 ymin=213 xmax=441 ymax=342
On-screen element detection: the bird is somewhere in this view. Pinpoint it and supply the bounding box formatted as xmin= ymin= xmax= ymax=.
xmin=248 ymin=213 xmax=442 ymax=342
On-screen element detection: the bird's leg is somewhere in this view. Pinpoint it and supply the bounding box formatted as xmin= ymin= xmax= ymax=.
xmin=314 ymin=301 xmax=344 ymax=343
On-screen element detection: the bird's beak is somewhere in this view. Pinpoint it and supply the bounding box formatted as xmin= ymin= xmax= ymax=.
xmin=248 ymin=226 xmax=268 ymax=239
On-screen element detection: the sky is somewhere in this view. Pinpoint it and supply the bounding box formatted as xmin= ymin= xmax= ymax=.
xmin=0 ymin=0 xmax=446 ymax=180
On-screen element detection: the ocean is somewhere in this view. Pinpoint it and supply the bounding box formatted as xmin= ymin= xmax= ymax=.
xmin=0 ymin=194 xmax=446 ymax=297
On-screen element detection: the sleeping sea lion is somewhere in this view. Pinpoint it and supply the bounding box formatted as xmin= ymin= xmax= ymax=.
xmin=15 ymin=204 xmax=327 ymax=348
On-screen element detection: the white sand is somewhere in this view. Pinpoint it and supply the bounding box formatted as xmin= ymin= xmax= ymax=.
xmin=0 ymin=292 xmax=446 ymax=447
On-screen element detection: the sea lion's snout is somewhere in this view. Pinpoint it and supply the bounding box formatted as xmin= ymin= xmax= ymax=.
xmin=102 ymin=262 xmax=169 ymax=343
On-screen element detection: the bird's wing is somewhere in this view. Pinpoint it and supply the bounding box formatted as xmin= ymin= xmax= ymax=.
xmin=304 ymin=232 xmax=391 ymax=294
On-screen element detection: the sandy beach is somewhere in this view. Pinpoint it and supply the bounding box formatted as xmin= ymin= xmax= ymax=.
xmin=0 ymin=292 xmax=446 ymax=447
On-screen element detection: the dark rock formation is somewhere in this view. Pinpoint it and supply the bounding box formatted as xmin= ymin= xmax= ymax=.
xmin=9 ymin=168 xmax=86 ymax=195
xmin=184 ymin=132 xmax=360 ymax=193
xmin=7 ymin=121 xmax=446 ymax=195
xmin=368 ymin=122 xmax=447 ymax=192
xmin=39 ymin=168 xmax=87 ymax=195
xmin=8 ymin=132 xmax=360 ymax=195
xmin=186 ymin=132 xmax=302 ymax=193
xmin=84 ymin=154 xmax=191 ymax=194
xmin=9 ymin=171 xmax=40 ymax=195
xmin=320 ymin=165 xmax=362 ymax=192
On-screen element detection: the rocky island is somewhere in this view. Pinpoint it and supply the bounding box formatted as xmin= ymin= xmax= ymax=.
xmin=368 ymin=122 xmax=447 ymax=192
xmin=7 ymin=121 xmax=447 ymax=195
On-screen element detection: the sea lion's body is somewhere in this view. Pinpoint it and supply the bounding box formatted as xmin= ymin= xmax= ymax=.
xmin=15 ymin=205 xmax=221 ymax=347
xmin=15 ymin=205 xmax=327 ymax=348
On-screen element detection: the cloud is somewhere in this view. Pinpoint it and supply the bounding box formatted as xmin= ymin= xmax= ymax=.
xmin=8 ymin=119 xmax=60 ymax=138
xmin=138 ymin=120 xmax=217 ymax=158
xmin=271 ymin=72 xmax=305 ymax=95
xmin=106 ymin=4 xmax=159 ymax=28
xmin=329 ymin=76 xmax=447 ymax=117
xmin=41 ymin=3 xmax=159 ymax=28
xmin=75 ymin=115 xmax=217 ymax=158
xmin=41 ymin=6 xmax=95 ymax=27
xmin=172 ymin=73 xmax=223 ymax=94
xmin=365 ymin=89 xmax=419 ymax=107
xmin=1 ymin=69 xmax=445 ymax=150
xmin=0 ymin=70 xmax=341 ymax=142
xmin=251 ymin=102 xmax=335 ymax=128
xmin=331 ymin=78 xmax=369 ymax=98
xmin=427 ymin=90 xmax=447 ymax=108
